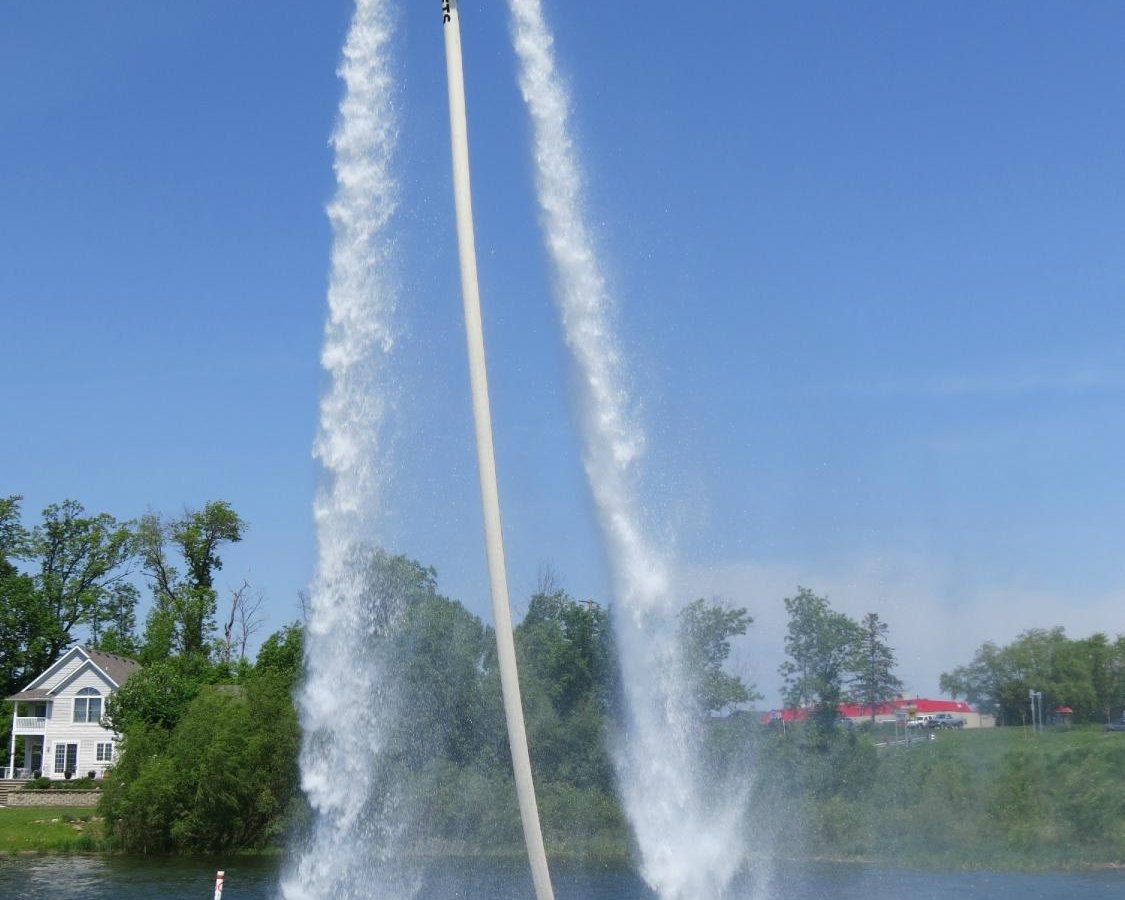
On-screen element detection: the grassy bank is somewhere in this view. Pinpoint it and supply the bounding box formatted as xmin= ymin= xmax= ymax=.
xmin=4 ymin=727 xmax=1119 ymax=871
xmin=776 ymin=725 xmax=1125 ymax=871
xmin=0 ymin=807 xmax=106 ymax=853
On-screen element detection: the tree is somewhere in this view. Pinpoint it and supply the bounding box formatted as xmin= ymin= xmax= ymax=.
xmin=940 ymin=641 xmax=1008 ymax=717
xmin=101 ymin=672 xmax=299 ymax=853
xmin=0 ymin=500 xmax=38 ymax=752
xmin=779 ymin=587 xmax=861 ymax=729
xmin=1080 ymin=633 xmax=1125 ymax=724
xmin=520 ymin=587 xmax=615 ymax=717
xmin=255 ymin=622 xmax=304 ymax=691
xmin=105 ymin=654 xmax=218 ymax=735
xmin=220 ymin=579 xmax=265 ymax=664
xmin=0 ymin=496 xmax=137 ymax=696
xmin=850 ymin=612 xmax=903 ymax=722
xmin=32 ymin=500 xmax=136 ymax=659
xmin=516 ymin=585 xmax=618 ymax=790
xmin=677 ymin=598 xmax=760 ymax=716
xmin=941 ymin=627 xmax=1124 ymax=725
xmin=391 ymin=561 xmax=499 ymax=772
xmin=138 ymin=500 xmax=245 ymax=659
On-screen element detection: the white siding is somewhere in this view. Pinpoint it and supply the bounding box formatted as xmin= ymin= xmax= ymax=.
xmin=36 ymin=653 xmax=88 ymax=692
xmin=41 ymin=660 xmax=120 ymax=780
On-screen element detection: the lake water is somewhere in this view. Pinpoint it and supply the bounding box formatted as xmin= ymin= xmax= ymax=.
xmin=0 ymin=855 xmax=1121 ymax=899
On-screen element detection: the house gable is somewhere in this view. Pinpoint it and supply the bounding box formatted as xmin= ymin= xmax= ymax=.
xmin=14 ymin=646 xmax=139 ymax=698
xmin=53 ymin=661 xmax=118 ymax=699
xmin=19 ymin=646 xmax=91 ymax=694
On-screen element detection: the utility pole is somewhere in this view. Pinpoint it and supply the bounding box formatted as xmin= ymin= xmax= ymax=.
xmin=1029 ymin=689 xmax=1043 ymax=734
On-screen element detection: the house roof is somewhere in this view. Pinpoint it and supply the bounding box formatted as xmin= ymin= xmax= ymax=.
xmin=82 ymin=648 xmax=141 ymax=687
xmin=761 ymin=697 xmax=976 ymax=724
xmin=7 ymin=688 xmax=51 ymax=702
xmin=7 ymin=646 xmax=141 ymax=701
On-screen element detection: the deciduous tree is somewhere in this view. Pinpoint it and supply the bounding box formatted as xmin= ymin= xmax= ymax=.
xmin=779 ymin=587 xmax=861 ymax=729
xmin=677 ymin=598 xmax=759 ymax=716
xmin=0 ymin=496 xmax=137 ymax=695
xmin=138 ymin=500 xmax=245 ymax=659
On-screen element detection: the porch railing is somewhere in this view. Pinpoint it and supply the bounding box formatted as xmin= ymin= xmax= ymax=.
xmin=14 ymin=717 xmax=46 ymax=731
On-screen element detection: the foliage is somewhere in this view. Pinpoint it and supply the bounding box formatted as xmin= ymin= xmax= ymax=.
xmin=104 ymin=654 xmax=217 ymax=734
xmin=517 ymin=589 xmax=617 ymax=791
xmin=779 ymin=587 xmax=862 ymax=729
xmin=137 ymin=500 xmax=245 ymax=660
xmin=941 ymin=628 xmax=1125 ymax=725
xmin=850 ymin=612 xmax=904 ymax=721
xmin=0 ymin=496 xmax=137 ymax=697
xmin=101 ymin=669 xmax=300 ymax=854
xmin=254 ymin=622 xmax=304 ymax=690
xmin=21 ymin=776 xmax=98 ymax=790
xmin=390 ymin=567 xmax=501 ymax=773
xmin=752 ymin=723 xmax=1125 ymax=869
xmin=677 ymin=598 xmax=760 ymax=715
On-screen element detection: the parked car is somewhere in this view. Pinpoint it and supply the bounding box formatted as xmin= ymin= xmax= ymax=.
xmin=906 ymin=714 xmax=933 ymax=728
xmin=1105 ymin=715 xmax=1125 ymax=733
xmin=928 ymin=713 xmax=965 ymax=729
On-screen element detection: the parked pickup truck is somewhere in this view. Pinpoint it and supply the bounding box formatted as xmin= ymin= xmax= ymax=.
xmin=927 ymin=713 xmax=965 ymax=729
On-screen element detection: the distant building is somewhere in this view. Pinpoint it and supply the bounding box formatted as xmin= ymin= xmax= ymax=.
xmin=761 ymin=697 xmax=995 ymax=728
xmin=5 ymin=646 xmax=140 ymax=780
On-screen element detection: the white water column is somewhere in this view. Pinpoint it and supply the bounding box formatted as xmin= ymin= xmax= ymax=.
xmin=505 ymin=2 xmax=758 ymax=898
xmin=280 ymin=1 xmax=409 ymax=896
xmin=440 ymin=3 xmax=556 ymax=899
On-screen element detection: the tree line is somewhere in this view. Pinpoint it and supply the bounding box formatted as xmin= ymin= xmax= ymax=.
xmin=778 ymin=587 xmax=904 ymax=727
xmin=0 ymin=496 xmax=754 ymax=853
xmin=941 ymin=627 xmax=1125 ymax=725
xmin=3 ymin=494 xmax=1123 ymax=859
xmin=0 ymin=495 xmax=256 ymax=695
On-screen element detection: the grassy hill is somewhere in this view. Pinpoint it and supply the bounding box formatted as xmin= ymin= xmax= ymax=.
xmin=784 ymin=725 xmax=1125 ymax=869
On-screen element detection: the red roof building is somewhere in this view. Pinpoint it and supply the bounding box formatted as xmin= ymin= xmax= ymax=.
xmin=761 ymin=697 xmax=975 ymax=725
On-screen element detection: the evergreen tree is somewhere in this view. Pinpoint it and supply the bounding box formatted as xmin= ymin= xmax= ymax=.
xmin=850 ymin=612 xmax=903 ymax=722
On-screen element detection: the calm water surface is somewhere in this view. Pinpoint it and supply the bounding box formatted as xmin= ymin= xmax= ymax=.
xmin=0 ymin=856 xmax=1121 ymax=899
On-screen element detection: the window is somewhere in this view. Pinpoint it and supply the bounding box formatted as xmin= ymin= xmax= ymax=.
xmin=95 ymin=742 xmax=114 ymax=762
xmin=53 ymin=743 xmax=78 ymax=775
xmin=73 ymin=688 xmax=102 ymax=724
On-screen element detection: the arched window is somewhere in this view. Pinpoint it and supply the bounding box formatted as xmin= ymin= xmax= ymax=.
xmin=73 ymin=687 xmax=102 ymax=724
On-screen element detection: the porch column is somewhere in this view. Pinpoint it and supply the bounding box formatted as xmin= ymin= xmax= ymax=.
xmin=7 ymin=701 xmax=16 ymax=779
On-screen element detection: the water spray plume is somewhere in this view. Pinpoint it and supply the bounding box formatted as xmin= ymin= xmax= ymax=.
xmin=505 ymin=1 xmax=762 ymax=897
xmin=280 ymin=1 xmax=416 ymax=897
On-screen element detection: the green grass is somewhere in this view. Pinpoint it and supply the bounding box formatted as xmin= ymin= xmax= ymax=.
xmin=842 ymin=726 xmax=1125 ymax=869
xmin=0 ymin=807 xmax=106 ymax=853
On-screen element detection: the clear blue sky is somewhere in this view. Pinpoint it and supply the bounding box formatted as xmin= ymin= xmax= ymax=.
xmin=3 ymin=2 xmax=1123 ymax=704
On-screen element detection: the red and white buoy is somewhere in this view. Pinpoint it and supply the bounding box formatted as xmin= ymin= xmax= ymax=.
xmin=213 ymin=870 xmax=225 ymax=900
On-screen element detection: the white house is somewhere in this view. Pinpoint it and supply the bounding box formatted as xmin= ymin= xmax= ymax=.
xmin=5 ymin=646 xmax=140 ymax=780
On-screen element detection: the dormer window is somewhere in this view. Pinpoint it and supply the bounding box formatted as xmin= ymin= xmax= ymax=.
xmin=73 ymin=688 xmax=102 ymax=724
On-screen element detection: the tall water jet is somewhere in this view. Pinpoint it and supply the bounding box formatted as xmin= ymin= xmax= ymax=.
xmin=505 ymin=2 xmax=760 ymax=897
xmin=279 ymin=1 xmax=413 ymax=897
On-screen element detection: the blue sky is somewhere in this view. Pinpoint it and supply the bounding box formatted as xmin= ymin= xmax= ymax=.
xmin=3 ymin=2 xmax=1123 ymax=703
